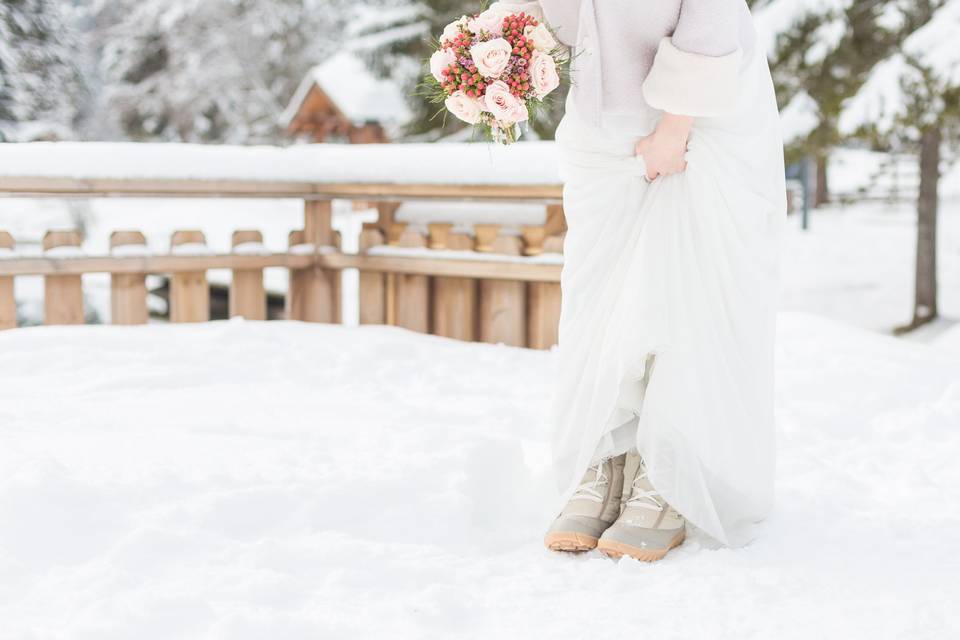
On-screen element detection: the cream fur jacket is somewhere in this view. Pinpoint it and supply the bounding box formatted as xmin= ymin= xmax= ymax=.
xmin=495 ymin=0 xmax=758 ymax=125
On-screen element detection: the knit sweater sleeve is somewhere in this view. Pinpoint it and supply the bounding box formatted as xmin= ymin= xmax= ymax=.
xmin=642 ymin=0 xmax=743 ymax=117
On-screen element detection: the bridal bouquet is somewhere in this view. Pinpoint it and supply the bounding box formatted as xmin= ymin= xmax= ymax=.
xmin=425 ymin=4 xmax=569 ymax=144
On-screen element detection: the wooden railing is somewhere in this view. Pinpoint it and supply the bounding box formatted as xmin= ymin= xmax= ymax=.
xmin=0 ymin=176 xmax=565 ymax=349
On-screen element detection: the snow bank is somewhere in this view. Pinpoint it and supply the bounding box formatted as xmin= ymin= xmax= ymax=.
xmin=0 ymin=141 xmax=561 ymax=185
xmin=0 ymin=314 xmax=957 ymax=638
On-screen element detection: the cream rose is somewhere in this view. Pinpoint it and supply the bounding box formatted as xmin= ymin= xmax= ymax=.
xmin=430 ymin=48 xmax=457 ymax=82
xmin=468 ymin=5 xmax=510 ymax=35
xmin=523 ymin=23 xmax=557 ymax=51
xmin=470 ymin=38 xmax=512 ymax=79
xmin=440 ymin=16 xmax=468 ymax=44
xmin=529 ymin=51 xmax=560 ymax=98
xmin=483 ymin=80 xmax=529 ymax=124
xmin=445 ymin=90 xmax=484 ymax=125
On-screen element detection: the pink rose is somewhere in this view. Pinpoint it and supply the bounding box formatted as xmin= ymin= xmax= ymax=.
xmin=483 ymin=80 xmax=529 ymax=124
xmin=470 ymin=38 xmax=512 ymax=79
xmin=523 ymin=23 xmax=557 ymax=51
xmin=445 ymin=90 xmax=484 ymax=124
xmin=430 ymin=48 xmax=456 ymax=82
xmin=529 ymin=51 xmax=560 ymax=98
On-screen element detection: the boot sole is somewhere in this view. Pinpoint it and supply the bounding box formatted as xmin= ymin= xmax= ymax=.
xmin=544 ymin=531 xmax=599 ymax=552
xmin=596 ymin=529 xmax=685 ymax=562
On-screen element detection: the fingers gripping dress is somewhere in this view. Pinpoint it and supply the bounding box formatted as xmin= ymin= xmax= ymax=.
xmin=539 ymin=1 xmax=787 ymax=547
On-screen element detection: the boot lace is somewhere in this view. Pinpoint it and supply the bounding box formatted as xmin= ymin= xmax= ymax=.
xmin=570 ymin=461 xmax=608 ymax=503
xmin=626 ymin=469 xmax=664 ymax=512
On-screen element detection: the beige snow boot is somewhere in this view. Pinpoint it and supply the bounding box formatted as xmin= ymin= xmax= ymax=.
xmin=544 ymin=454 xmax=626 ymax=552
xmin=597 ymin=452 xmax=685 ymax=561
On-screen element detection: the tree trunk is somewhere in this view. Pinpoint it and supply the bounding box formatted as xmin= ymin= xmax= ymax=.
xmin=909 ymin=128 xmax=941 ymax=330
xmin=815 ymin=154 xmax=829 ymax=207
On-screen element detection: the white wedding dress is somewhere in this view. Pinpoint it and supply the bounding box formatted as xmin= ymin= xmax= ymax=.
xmin=548 ymin=44 xmax=786 ymax=547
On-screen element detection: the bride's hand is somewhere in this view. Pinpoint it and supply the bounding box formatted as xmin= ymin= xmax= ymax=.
xmin=635 ymin=113 xmax=693 ymax=181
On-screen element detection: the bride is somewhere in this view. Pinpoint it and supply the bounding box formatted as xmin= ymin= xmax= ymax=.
xmin=496 ymin=0 xmax=786 ymax=560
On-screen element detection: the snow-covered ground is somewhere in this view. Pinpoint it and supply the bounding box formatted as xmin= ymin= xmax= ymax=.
xmin=0 ymin=315 xmax=958 ymax=638
xmin=780 ymin=199 xmax=960 ymax=337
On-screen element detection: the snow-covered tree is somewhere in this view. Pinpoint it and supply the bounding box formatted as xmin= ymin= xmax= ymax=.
xmin=755 ymin=0 xmax=930 ymax=205
xmin=0 ymin=0 xmax=85 ymax=141
xmin=84 ymin=0 xmax=366 ymax=143
xmin=839 ymin=0 xmax=959 ymax=331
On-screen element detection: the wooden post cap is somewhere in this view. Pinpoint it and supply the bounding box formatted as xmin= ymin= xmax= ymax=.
xmin=543 ymin=233 xmax=565 ymax=254
xmin=110 ymin=230 xmax=147 ymax=249
xmin=288 ymin=230 xmax=305 ymax=246
xmin=521 ymin=226 xmax=547 ymax=256
xmin=171 ymin=229 xmax=206 ymax=247
xmin=473 ymin=224 xmax=500 ymax=253
xmin=386 ymin=222 xmax=407 ymax=246
xmin=232 ymin=230 xmax=264 ymax=247
xmin=428 ymin=223 xmax=453 ymax=250
xmin=42 ymin=230 xmax=82 ymax=251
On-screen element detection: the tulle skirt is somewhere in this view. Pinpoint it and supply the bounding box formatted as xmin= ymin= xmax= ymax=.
xmin=548 ymin=45 xmax=787 ymax=546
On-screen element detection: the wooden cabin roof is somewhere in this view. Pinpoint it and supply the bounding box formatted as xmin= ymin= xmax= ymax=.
xmin=282 ymin=52 xmax=411 ymax=130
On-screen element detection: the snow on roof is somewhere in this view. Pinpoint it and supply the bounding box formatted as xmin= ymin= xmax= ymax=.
xmin=0 ymin=141 xmax=561 ymax=186
xmin=281 ymin=52 xmax=412 ymax=127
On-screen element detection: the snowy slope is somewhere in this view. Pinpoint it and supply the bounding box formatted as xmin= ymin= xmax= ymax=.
xmin=0 ymin=315 xmax=958 ymax=638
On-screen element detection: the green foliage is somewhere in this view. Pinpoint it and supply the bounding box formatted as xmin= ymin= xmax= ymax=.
xmin=768 ymin=0 xmax=940 ymax=163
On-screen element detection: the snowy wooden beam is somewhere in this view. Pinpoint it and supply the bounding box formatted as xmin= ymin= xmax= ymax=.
xmin=0 ymin=253 xmax=314 ymax=276
xmin=0 ymin=177 xmax=563 ymax=203
xmin=0 ymin=141 xmax=564 ymax=202
xmin=0 ymin=252 xmax=561 ymax=282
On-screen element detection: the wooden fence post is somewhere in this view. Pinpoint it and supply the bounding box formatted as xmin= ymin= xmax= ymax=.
xmin=286 ymin=230 xmax=306 ymax=320
xmin=476 ymin=224 xmax=526 ymax=347
xmin=43 ymin=230 xmax=85 ymax=325
xmin=297 ymin=200 xmax=337 ymax=323
xmin=230 ymin=229 xmax=267 ymax=320
xmin=523 ymin=225 xmax=561 ymax=349
xmin=169 ymin=230 xmax=209 ymax=323
xmin=358 ymin=223 xmax=386 ymax=324
xmin=544 ymin=203 xmax=567 ymax=237
xmin=431 ymin=224 xmax=476 ymax=341
xmin=0 ymin=231 xmax=15 ymax=330
xmin=393 ymin=226 xmax=430 ymax=333
xmin=109 ymin=230 xmax=148 ymax=325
